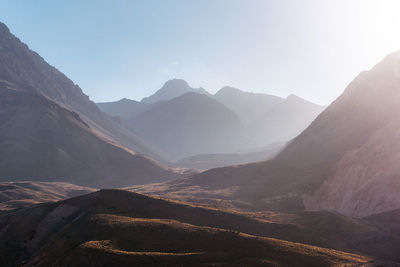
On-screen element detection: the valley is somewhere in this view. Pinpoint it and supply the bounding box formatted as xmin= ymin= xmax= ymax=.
xmin=2 ymin=2 xmax=400 ymax=265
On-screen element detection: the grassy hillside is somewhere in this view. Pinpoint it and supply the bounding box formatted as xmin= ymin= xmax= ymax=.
xmin=0 ymin=181 xmax=95 ymax=211
xmin=0 ymin=190 xmax=372 ymax=266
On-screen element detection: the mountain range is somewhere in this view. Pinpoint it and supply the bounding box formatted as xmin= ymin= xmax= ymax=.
xmin=98 ymin=79 xmax=325 ymax=163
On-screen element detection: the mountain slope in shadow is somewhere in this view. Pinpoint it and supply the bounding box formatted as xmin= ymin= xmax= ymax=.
xmin=0 ymin=81 xmax=182 ymax=188
xmin=0 ymin=21 xmax=169 ymax=163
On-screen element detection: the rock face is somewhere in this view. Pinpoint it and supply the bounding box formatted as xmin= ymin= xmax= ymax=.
xmin=129 ymin=92 xmax=246 ymax=160
xmin=141 ymin=79 xmax=210 ymax=104
xmin=305 ymin=113 xmax=400 ymax=217
xmin=0 ymin=22 xmax=182 ymax=187
xmin=301 ymin=51 xmax=400 ymax=217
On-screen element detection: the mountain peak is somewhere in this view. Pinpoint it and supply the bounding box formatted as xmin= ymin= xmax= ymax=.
xmin=286 ymin=94 xmax=301 ymax=101
xmin=163 ymin=78 xmax=190 ymax=88
xmin=118 ymin=97 xmax=135 ymax=103
xmin=216 ymin=86 xmax=243 ymax=95
xmin=0 ymin=22 xmax=10 ymax=34
xmin=142 ymin=78 xmax=209 ymax=104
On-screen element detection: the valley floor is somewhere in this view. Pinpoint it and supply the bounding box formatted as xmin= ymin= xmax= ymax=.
xmin=1 ymin=183 xmax=398 ymax=266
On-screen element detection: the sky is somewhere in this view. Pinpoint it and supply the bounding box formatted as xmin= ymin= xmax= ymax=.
xmin=1 ymin=0 xmax=400 ymax=105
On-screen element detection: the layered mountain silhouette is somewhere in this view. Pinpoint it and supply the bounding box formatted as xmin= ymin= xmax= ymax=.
xmin=213 ymin=87 xmax=325 ymax=150
xmin=99 ymin=80 xmax=324 ymax=163
xmin=0 ymin=22 xmax=182 ymax=187
xmin=137 ymin=51 xmax=400 ymax=218
xmin=129 ymin=92 xmax=246 ymax=160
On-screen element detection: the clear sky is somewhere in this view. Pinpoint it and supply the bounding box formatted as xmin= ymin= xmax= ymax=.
xmin=1 ymin=0 xmax=400 ymax=105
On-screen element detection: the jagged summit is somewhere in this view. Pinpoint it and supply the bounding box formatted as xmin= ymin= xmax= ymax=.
xmin=141 ymin=78 xmax=210 ymax=104
xmin=0 ymin=22 xmax=10 ymax=34
xmin=164 ymin=78 xmax=191 ymax=88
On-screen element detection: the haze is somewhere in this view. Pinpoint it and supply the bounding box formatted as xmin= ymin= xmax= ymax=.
xmin=1 ymin=0 xmax=400 ymax=105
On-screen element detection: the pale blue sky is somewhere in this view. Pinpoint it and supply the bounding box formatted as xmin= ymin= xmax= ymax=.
xmin=1 ymin=0 xmax=400 ymax=104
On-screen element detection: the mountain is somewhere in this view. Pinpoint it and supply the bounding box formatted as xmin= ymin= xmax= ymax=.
xmin=213 ymin=86 xmax=285 ymax=124
xmin=176 ymin=142 xmax=285 ymax=170
xmin=0 ymin=81 xmax=182 ymax=187
xmin=0 ymin=22 xmax=184 ymax=186
xmin=142 ymin=79 xmax=210 ymax=104
xmin=0 ymin=22 xmax=168 ymax=163
xmin=213 ymin=87 xmax=325 ymax=148
xmin=129 ymin=92 xmax=247 ymax=160
xmin=301 ymin=51 xmax=400 ymax=217
xmin=247 ymin=94 xmax=326 ymax=148
xmin=135 ymin=51 xmax=400 ymax=218
xmin=99 ymin=83 xmax=325 ymax=156
xmin=0 ymin=181 xmax=95 ymax=211
xmin=97 ymin=98 xmax=152 ymax=119
xmin=0 ymin=189 xmax=372 ymax=266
